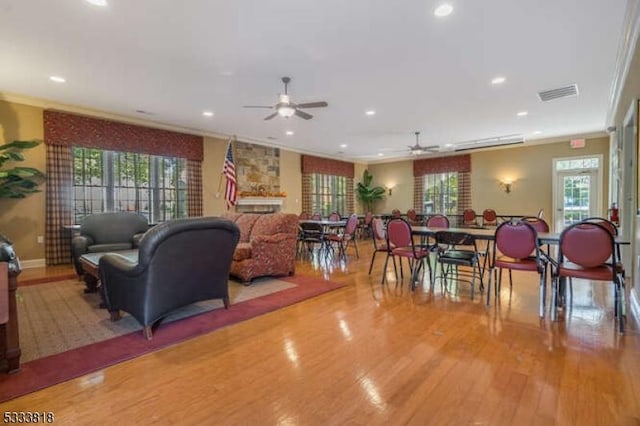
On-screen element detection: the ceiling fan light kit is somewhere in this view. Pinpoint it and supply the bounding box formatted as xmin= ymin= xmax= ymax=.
xmin=244 ymin=76 xmax=328 ymax=121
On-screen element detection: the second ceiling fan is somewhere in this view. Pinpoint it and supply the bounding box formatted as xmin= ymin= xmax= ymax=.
xmin=243 ymin=77 xmax=328 ymax=120
xmin=408 ymin=131 xmax=438 ymax=155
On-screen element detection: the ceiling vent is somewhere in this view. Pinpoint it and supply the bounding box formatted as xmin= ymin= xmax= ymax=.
xmin=537 ymin=84 xmax=579 ymax=102
xmin=454 ymin=134 xmax=524 ymax=152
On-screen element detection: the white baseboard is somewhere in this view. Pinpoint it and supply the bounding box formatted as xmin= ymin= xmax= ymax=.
xmin=20 ymin=259 xmax=46 ymax=269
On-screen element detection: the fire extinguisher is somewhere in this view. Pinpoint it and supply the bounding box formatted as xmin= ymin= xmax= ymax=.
xmin=609 ymin=202 xmax=619 ymax=226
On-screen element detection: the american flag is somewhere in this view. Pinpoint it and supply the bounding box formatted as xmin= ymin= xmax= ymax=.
xmin=223 ymin=142 xmax=237 ymax=209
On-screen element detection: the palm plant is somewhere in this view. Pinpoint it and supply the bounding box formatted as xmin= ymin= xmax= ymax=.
xmin=0 ymin=140 xmax=45 ymax=198
xmin=356 ymin=169 xmax=385 ymax=212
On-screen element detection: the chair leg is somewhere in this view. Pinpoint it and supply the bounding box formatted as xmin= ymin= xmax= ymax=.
xmin=368 ymin=251 xmax=378 ymax=275
xmin=539 ymin=270 xmax=545 ymax=319
xmin=143 ymin=326 xmax=153 ymax=340
xmin=486 ymin=267 xmax=492 ymax=306
xmin=381 ymin=253 xmax=390 ymax=284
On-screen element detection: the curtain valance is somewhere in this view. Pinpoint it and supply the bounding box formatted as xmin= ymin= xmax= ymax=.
xmin=44 ymin=110 xmax=203 ymax=161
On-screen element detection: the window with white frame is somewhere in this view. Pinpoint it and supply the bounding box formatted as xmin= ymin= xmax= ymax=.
xmin=72 ymin=147 xmax=187 ymax=223
xmin=422 ymin=172 xmax=459 ymax=215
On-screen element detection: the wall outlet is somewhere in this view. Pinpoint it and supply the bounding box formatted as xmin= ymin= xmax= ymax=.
xmin=37 ymin=235 xmax=44 ymax=244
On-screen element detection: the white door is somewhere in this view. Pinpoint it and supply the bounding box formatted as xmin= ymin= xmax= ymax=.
xmin=555 ymin=170 xmax=599 ymax=231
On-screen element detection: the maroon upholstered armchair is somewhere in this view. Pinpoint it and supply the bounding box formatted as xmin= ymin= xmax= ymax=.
xmin=223 ymin=213 xmax=298 ymax=284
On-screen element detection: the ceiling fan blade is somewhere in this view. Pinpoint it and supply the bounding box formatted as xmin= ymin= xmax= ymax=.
xmin=295 ymin=109 xmax=313 ymax=120
xmin=296 ymin=101 xmax=328 ymax=109
xmin=424 ymin=145 xmax=439 ymax=151
xmin=244 ymin=105 xmax=273 ymax=109
xmin=264 ymin=112 xmax=278 ymax=120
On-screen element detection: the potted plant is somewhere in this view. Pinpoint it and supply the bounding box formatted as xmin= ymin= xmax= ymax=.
xmin=356 ymin=169 xmax=385 ymax=212
xmin=0 ymin=140 xmax=45 ymax=198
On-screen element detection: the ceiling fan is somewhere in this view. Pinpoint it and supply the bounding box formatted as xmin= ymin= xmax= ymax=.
xmin=243 ymin=76 xmax=328 ymax=120
xmin=408 ymin=131 xmax=438 ymax=155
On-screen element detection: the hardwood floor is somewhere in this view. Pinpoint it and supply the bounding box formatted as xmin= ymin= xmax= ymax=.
xmin=3 ymin=241 xmax=640 ymax=425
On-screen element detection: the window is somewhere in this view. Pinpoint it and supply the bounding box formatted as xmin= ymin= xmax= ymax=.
xmin=309 ymin=173 xmax=347 ymax=216
xmin=423 ymin=172 xmax=458 ymax=215
xmin=73 ymin=147 xmax=187 ymax=223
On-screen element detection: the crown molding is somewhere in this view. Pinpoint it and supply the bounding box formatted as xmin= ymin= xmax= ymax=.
xmin=606 ymin=0 xmax=640 ymax=126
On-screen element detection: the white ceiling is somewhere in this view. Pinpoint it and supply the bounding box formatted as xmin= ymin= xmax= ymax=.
xmin=0 ymin=0 xmax=629 ymax=162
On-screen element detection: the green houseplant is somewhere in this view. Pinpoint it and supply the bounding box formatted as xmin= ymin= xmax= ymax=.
xmin=356 ymin=169 xmax=385 ymax=212
xmin=0 ymin=140 xmax=45 ymax=198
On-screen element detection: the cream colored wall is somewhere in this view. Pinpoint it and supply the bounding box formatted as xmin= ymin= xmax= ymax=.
xmin=368 ymin=160 xmax=413 ymax=213
xmin=367 ymin=137 xmax=609 ymax=222
xmin=279 ymin=150 xmax=302 ymax=214
xmin=0 ymin=100 xmax=46 ymax=261
xmin=471 ymin=136 xmax=609 ymax=225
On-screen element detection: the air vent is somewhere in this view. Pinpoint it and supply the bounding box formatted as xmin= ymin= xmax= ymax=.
xmin=454 ymin=134 xmax=524 ymax=152
xmin=537 ymin=84 xmax=579 ymax=102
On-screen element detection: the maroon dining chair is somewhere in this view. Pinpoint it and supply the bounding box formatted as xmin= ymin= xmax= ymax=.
xmin=551 ymin=222 xmax=625 ymax=333
xmin=298 ymin=212 xmax=310 ymax=220
xmin=369 ymin=217 xmax=396 ymax=283
xmin=406 ymin=209 xmax=421 ymax=225
xmin=482 ymin=209 xmax=498 ymax=227
xmin=386 ymin=218 xmax=431 ymax=290
xmin=311 ymin=213 xmax=322 ymax=220
xmin=358 ymin=211 xmax=374 ymax=239
xmin=391 ymin=209 xmax=402 ymax=219
xmin=489 ymin=220 xmax=548 ymax=317
xmin=462 ymin=209 xmax=477 ymax=226
xmin=426 ymin=214 xmax=449 ymax=228
xmin=326 ymin=213 xmax=359 ymax=260
xmin=328 ymin=212 xmax=341 ymax=221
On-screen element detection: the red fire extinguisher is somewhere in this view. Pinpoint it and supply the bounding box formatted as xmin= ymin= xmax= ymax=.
xmin=609 ymin=202 xmax=619 ymax=226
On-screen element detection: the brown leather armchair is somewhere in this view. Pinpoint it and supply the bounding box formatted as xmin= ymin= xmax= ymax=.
xmin=99 ymin=217 xmax=240 ymax=339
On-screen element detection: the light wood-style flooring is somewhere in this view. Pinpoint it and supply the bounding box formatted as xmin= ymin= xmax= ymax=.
xmin=3 ymin=240 xmax=640 ymax=425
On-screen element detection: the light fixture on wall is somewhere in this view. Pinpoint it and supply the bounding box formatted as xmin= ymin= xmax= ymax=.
xmin=500 ymin=179 xmax=513 ymax=194
xmin=386 ymin=184 xmax=395 ymax=196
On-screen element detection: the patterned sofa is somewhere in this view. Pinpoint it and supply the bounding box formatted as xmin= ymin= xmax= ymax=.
xmin=222 ymin=212 xmax=298 ymax=284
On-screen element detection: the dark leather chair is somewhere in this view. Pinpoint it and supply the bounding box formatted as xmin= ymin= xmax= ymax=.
xmin=72 ymin=212 xmax=149 ymax=276
xmin=99 ymin=217 xmax=240 ymax=339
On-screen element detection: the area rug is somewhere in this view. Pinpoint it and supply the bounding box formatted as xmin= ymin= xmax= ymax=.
xmin=0 ymin=274 xmax=345 ymax=402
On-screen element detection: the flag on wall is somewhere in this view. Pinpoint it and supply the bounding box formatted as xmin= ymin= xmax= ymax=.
xmin=222 ymin=141 xmax=237 ymax=209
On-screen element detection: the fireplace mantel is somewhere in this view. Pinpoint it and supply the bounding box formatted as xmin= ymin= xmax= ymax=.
xmin=236 ymin=197 xmax=285 ymax=206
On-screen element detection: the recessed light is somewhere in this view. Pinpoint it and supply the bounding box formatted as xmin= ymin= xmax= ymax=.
xmin=434 ymin=3 xmax=453 ymax=17
xmin=365 ymin=110 xmax=376 ymax=116
xmin=517 ymin=111 xmax=528 ymax=117
xmin=378 ymin=153 xmax=384 ymax=157
xmin=219 ymin=70 xmax=235 ymax=77
xmin=49 ymin=76 xmax=66 ymax=83
xmin=532 ymin=130 xmax=542 ymax=135
xmin=285 ymin=130 xmax=294 ymax=136
xmin=85 ymin=0 xmax=108 ymax=6
xmin=445 ymin=143 xmax=453 ymax=148
xmin=202 ymin=111 xmax=214 ymax=117
xmin=340 ymin=144 xmax=347 ymax=148
xmin=491 ymin=76 xmax=506 ymax=85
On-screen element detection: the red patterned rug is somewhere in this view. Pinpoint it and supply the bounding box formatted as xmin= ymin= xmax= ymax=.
xmin=0 ymin=274 xmax=345 ymax=402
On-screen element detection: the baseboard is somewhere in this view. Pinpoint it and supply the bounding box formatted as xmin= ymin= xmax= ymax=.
xmin=20 ymin=259 xmax=46 ymax=269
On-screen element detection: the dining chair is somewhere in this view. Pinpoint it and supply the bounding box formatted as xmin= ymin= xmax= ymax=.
xmin=434 ymin=230 xmax=483 ymax=298
xmin=326 ymin=213 xmax=359 ymax=260
xmin=311 ymin=213 xmax=322 ymax=220
xmin=551 ymin=221 xmax=625 ymax=333
xmin=297 ymin=221 xmax=327 ymax=259
xmin=298 ymin=212 xmax=310 ymax=220
xmin=482 ymin=209 xmax=498 ymax=227
xmin=386 ymin=218 xmax=431 ymax=289
xmin=358 ymin=211 xmax=374 ymax=240
xmin=424 ymin=214 xmax=450 ymax=283
xmin=488 ymin=220 xmax=548 ymax=317
xmin=462 ymin=209 xmax=478 ymax=226
xmin=406 ymin=209 xmax=422 ymax=225
xmin=391 ymin=209 xmax=402 ymax=219
xmin=369 ymin=217 xmax=397 ymax=283
xmin=328 ymin=212 xmax=341 ymax=221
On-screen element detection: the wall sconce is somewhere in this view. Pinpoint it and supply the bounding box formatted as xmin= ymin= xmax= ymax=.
xmin=500 ymin=180 xmax=513 ymax=194
xmin=385 ymin=184 xmax=395 ymax=196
